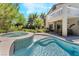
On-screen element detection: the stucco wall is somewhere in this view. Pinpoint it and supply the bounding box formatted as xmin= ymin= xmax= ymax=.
xmin=68 ymin=17 xmax=79 ymax=35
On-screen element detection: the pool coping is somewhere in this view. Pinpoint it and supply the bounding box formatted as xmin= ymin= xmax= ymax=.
xmin=0 ymin=31 xmax=28 ymax=36
xmin=34 ymin=33 xmax=65 ymax=40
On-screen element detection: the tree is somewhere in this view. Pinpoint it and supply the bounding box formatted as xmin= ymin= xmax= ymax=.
xmin=14 ymin=14 xmax=27 ymax=30
xmin=0 ymin=3 xmax=26 ymax=32
xmin=15 ymin=14 xmax=26 ymax=25
xmin=40 ymin=13 xmax=46 ymax=27
xmin=34 ymin=18 xmax=44 ymax=29
xmin=28 ymin=13 xmax=38 ymax=29
xmin=0 ymin=4 xmax=19 ymax=32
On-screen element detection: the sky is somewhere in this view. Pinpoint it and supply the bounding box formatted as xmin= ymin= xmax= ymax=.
xmin=19 ymin=3 xmax=55 ymax=18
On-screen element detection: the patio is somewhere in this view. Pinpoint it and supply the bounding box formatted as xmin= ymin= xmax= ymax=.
xmin=64 ymin=36 xmax=79 ymax=44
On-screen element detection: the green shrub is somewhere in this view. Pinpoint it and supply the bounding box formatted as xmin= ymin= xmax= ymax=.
xmin=10 ymin=26 xmax=18 ymax=31
xmin=37 ymin=29 xmax=46 ymax=33
xmin=23 ymin=29 xmax=36 ymax=33
xmin=0 ymin=29 xmax=6 ymax=33
xmin=23 ymin=29 xmax=46 ymax=33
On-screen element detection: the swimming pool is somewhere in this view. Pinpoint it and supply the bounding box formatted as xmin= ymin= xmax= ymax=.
xmin=0 ymin=31 xmax=28 ymax=37
xmin=12 ymin=36 xmax=79 ymax=56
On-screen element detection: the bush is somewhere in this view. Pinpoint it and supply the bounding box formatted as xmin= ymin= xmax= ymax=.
xmin=10 ymin=26 xmax=18 ymax=31
xmin=23 ymin=29 xmax=36 ymax=33
xmin=0 ymin=29 xmax=7 ymax=33
xmin=23 ymin=28 xmax=46 ymax=33
xmin=37 ymin=29 xmax=46 ymax=33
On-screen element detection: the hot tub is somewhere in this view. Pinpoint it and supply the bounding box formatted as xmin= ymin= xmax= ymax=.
xmin=0 ymin=32 xmax=34 ymax=56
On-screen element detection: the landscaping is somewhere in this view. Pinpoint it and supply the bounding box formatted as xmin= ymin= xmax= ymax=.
xmin=0 ymin=3 xmax=46 ymax=33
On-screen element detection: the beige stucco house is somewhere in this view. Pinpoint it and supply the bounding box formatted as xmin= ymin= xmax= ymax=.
xmin=46 ymin=3 xmax=79 ymax=36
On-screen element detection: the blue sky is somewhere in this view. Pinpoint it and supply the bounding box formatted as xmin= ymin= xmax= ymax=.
xmin=19 ymin=3 xmax=54 ymax=18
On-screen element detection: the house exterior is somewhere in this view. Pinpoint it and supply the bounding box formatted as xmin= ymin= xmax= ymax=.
xmin=46 ymin=3 xmax=79 ymax=36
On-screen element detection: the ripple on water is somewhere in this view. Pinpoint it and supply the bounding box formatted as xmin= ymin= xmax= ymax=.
xmin=14 ymin=39 xmax=70 ymax=56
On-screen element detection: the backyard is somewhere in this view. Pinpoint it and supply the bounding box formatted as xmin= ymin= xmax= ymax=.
xmin=0 ymin=3 xmax=47 ymax=33
xmin=1 ymin=3 xmax=79 ymax=56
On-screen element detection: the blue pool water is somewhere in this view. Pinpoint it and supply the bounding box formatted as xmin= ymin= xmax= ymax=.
xmin=0 ymin=32 xmax=27 ymax=37
xmin=13 ymin=36 xmax=79 ymax=56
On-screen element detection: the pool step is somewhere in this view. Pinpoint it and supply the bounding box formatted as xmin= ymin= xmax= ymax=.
xmin=38 ymin=40 xmax=55 ymax=46
xmin=36 ymin=38 xmax=55 ymax=46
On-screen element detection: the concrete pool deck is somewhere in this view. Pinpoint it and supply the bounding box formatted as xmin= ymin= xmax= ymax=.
xmin=34 ymin=33 xmax=79 ymax=45
xmin=0 ymin=32 xmax=33 ymax=56
xmin=64 ymin=36 xmax=79 ymax=44
xmin=48 ymin=32 xmax=79 ymax=44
